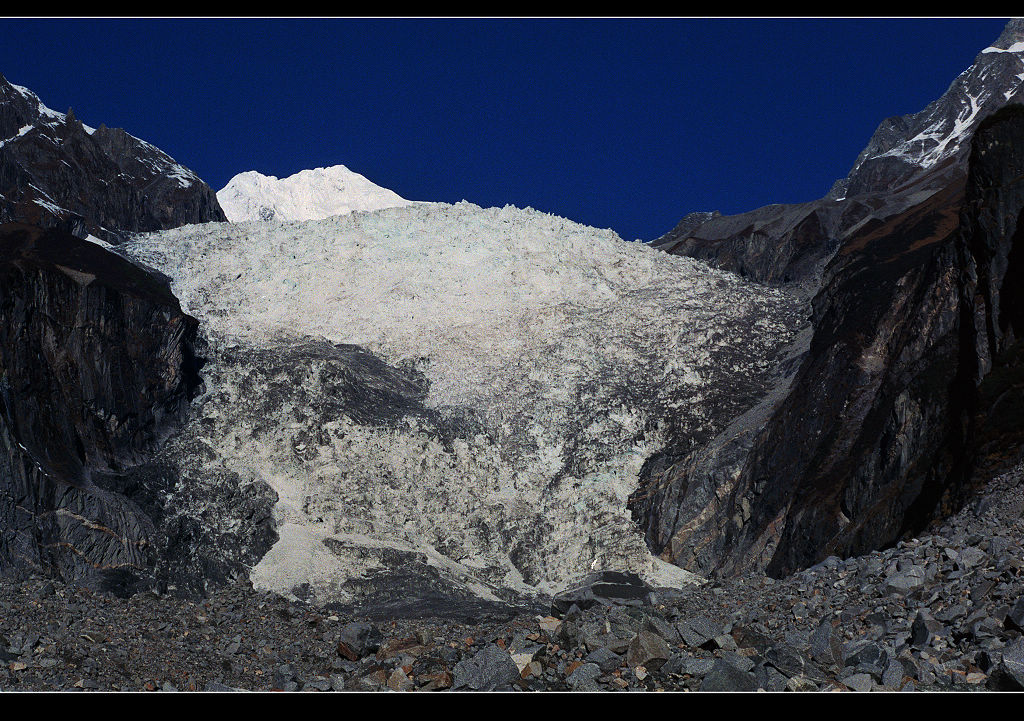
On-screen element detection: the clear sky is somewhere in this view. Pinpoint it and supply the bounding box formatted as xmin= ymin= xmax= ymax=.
xmin=0 ymin=17 xmax=1011 ymax=241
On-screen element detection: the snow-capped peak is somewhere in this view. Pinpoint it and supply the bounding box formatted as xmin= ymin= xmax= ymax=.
xmin=216 ymin=164 xmax=415 ymax=223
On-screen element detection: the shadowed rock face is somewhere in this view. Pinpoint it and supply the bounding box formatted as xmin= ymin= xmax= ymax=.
xmin=0 ymin=223 xmax=203 ymax=592
xmin=651 ymin=165 xmax=959 ymax=291
xmin=633 ymin=106 xmax=1024 ymax=579
xmin=0 ymin=75 xmax=226 ymax=244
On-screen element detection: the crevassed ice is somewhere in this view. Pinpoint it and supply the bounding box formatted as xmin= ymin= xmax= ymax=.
xmin=122 ymin=202 xmax=798 ymax=603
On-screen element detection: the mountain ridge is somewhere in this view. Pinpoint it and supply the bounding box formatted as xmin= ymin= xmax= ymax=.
xmin=831 ymin=17 xmax=1024 ymax=200
xmin=653 ymin=19 xmax=1024 ymax=289
xmin=0 ymin=74 xmax=226 ymax=244
xmin=632 ymin=19 xmax=1024 ymax=581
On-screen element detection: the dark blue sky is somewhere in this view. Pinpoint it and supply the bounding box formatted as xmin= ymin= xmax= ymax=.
xmin=0 ymin=18 xmax=1011 ymax=240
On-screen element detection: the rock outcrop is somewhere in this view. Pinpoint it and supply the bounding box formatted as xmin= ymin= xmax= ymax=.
xmin=0 ymin=75 xmax=226 ymax=244
xmin=0 ymin=223 xmax=227 ymax=594
xmin=651 ymin=167 xmax=957 ymax=291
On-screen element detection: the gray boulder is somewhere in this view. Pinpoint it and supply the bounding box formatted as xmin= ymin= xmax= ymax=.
xmin=452 ymin=644 xmax=520 ymax=691
xmin=566 ymin=663 xmax=602 ymax=691
xmin=699 ymin=658 xmax=759 ymax=692
xmin=884 ymin=566 xmax=927 ymax=595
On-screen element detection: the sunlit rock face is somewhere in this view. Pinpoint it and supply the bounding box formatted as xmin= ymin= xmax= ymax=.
xmin=121 ymin=202 xmax=804 ymax=606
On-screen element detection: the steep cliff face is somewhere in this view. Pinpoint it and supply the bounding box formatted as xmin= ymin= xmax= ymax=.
xmin=632 ymin=106 xmax=1024 ymax=579
xmin=957 ymin=104 xmax=1024 ymax=481
xmin=0 ymin=223 xmax=274 ymax=595
xmin=0 ymin=76 xmax=226 ymax=244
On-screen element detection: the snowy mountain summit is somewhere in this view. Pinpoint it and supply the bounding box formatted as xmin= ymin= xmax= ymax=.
xmin=217 ymin=165 xmax=414 ymax=223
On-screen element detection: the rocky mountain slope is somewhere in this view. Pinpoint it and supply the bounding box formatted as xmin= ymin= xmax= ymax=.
xmin=216 ymin=165 xmax=413 ymax=223
xmin=0 ymin=224 xmax=202 ymax=592
xmin=0 ymin=222 xmax=279 ymax=599
xmin=3 ymin=20 xmax=1024 ymax=695
xmin=1 ymin=456 xmax=1022 ymax=692
xmin=633 ymin=23 xmax=1024 ymax=582
xmin=0 ymin=75 xmax=226 ymax=244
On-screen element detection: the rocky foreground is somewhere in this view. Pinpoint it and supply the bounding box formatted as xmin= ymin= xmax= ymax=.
xmin=0 ymin=459 xmax=1022 ymax=693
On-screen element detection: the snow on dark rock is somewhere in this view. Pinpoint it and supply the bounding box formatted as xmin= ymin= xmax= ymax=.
xmin=0 ymin=75 xmax=225 ymax=244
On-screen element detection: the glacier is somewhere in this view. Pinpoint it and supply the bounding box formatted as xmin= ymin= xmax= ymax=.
xmin=119 ymin=201 xmax=804 ymax=606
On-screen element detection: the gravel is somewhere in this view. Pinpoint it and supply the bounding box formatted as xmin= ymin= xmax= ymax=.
xmin=1 ymin=460 xmax=1022 ymax=692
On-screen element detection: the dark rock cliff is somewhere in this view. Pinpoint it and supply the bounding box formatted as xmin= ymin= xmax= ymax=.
xmin=0 ymin=75 xmax=226 ymax=245
xmin=0 ymin=223 xmax=203 ymax=592
xmin=632 ymin=106 xmax=1024 ymax=579
xmin=650 ymin=171 xmax=955 ymax=290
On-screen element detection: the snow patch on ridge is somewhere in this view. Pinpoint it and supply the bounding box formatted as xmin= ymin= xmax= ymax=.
xmin=0 ymin=124 xmax=32 ymax=149
xmin=982 ymin=41 xmax=1024 ymax=54
xmin=855 ymin=40 xmax=1024 ymax=179
xmin=10 ymin=83 xmax=96 ymax=134
xmin=874 ymin=86 xmax=991 ymax=169
xmin=131 ymin=137 xmax=199 ymax=189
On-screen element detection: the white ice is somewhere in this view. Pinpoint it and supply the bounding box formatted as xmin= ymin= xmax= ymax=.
xmin=122 ymin=202 xmax=798 ymax=603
